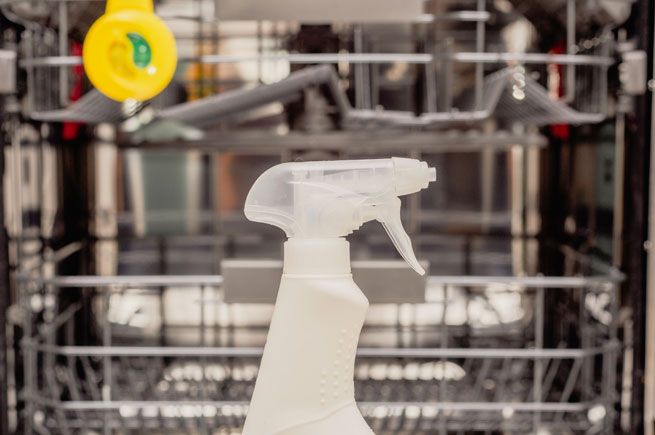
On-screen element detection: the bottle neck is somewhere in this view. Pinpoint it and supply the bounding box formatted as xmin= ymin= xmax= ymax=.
xmin=107 ymin=0 xmax=153 ymax=14
xmin=283 ymin=238 xmax=351 ymax=275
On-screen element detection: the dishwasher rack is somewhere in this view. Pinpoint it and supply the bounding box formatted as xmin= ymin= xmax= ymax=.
xmin=2 ymin=0 xmax=632 ymax=434
xmin=4 ymin=0 xmax=615 ymax=123
xmin=16 ymin=237 xmax=623 ymax=435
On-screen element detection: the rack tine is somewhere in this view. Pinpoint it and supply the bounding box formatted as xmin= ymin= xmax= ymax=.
xmin=79 ymin=355 xmax=102 ymax=400
xmin=494 ymin=357 xmax=512 ymax=401
xmin=472 ymin=358 xmax=493 ymax=398
xmin=121 ymin=356 xmax=146 ymax=431
xmin=44 ymin=364 xmax=72 ymax=435
xmin=37 ymin=302 xmax=81 ymax=340
xmin=541 ymin=348 xmax=567 ymax=402
xmin=143 ymin=356 xmax=173 ymax=435
xmin=555 ymin=356 xmax=584 ymax=423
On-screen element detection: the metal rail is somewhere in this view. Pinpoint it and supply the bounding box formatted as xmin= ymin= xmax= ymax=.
xmin=120 ymin=130 xmax=549 ymax=152
xmin=15 ymin=274 xmax=225 ymax=287
xmin=15 ymin=272 xmax=621 ymax=288
xmin=24 ymin=341 xmax=620 ymax=359
xmin=24 ymin=395 xmax=596 ymax=413
xmin=417 ymin=11 xmax=490 ymax=23
xmin=18 ymin=52 xmax=615 ymax=68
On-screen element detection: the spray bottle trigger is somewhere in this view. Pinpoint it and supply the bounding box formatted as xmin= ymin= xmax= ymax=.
xmin=376 ymin=197 xmax=425 ymax=276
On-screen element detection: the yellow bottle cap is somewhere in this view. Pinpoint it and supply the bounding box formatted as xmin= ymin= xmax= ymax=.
xmin=83 ymin=0 xmax=177 ymax=102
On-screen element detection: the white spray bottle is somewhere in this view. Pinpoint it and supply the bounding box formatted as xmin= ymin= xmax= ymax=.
xmin=241 ymin=158 xmax=436 ymax=435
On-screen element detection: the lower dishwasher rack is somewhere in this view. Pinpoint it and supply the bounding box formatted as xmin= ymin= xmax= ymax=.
xmin=16 ymin=241 xmax=623 ymax=435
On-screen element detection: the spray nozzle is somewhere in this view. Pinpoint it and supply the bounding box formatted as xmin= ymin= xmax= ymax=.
xmin=245 ymin=158 xmax=436 ymax=275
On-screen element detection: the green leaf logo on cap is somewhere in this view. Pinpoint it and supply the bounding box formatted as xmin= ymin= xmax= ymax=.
xmin=126 ymin=32 xmax=152 ymax=69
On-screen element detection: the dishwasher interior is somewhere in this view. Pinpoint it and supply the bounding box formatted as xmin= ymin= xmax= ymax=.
xmin=0 ymin=0 xmax=651 ymax=434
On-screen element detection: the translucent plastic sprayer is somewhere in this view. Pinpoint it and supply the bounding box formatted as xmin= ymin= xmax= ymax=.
xmin=245 ymin=157 xmax=436 ymax=275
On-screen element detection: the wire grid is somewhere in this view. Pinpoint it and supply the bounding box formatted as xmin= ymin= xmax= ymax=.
xmin=10 ymin=0 xmax=613 ymax=123
xmin=4 ymin=2 xmax=623 ymax=433
xmin=17 ymin=242 xmax=622 ymax=435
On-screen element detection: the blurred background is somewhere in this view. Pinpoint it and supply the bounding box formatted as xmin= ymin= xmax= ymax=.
xmin=0 ymin=0 xmax=653 ymax=433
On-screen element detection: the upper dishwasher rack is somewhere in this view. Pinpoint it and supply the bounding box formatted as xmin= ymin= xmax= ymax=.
xmin=4 ymin=0 xmax=618 ymax=126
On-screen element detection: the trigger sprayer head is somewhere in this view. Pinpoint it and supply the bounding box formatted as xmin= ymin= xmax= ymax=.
xmin=245 ymin=158 xmax=436 ymax=275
